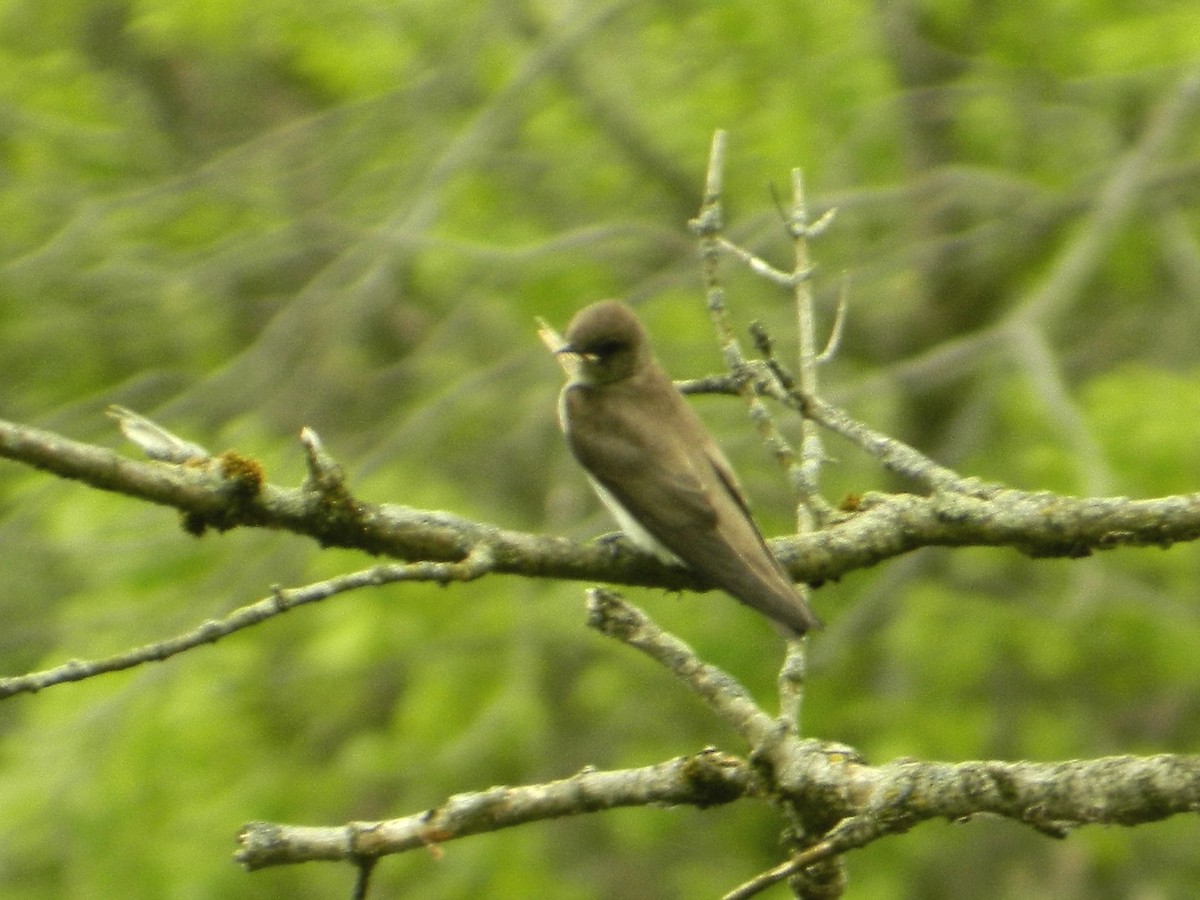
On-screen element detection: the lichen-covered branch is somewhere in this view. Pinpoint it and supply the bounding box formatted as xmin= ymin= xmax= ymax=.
xmin=234 ymin=740 xmax=1200 ymax=874
xmin=3 ymin=414 xmax=1200 ymax=610
xmin=237 ymin=749 xmax=759 ymax=871
xmin=0 ymin=550 xmax=496 ymax=699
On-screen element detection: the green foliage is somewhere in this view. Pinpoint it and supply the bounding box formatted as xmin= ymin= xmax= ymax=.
xmin=1 ymin=0 xmax=1199 ymax=897
xmin=1085 ymin=365 xmax=1200 ymax=496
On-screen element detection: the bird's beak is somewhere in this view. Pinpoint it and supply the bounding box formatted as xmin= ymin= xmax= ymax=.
xmin=558 ymin=343 xmax=596 ymax=362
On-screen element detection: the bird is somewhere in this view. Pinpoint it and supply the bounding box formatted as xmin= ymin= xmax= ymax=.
xmin=556 ymin=299 xmax=821 ymax=637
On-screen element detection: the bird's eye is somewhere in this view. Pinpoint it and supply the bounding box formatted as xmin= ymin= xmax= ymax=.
xmin=589 ymin=339 xmax=626 ymax=358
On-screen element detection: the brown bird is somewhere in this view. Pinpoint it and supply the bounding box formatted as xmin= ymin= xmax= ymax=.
xmin=557 ymin=300 xmax=821 ymax=637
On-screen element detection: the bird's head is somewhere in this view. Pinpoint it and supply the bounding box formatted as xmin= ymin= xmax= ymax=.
xmin=558 ymin=300 xmax=649 ymax=387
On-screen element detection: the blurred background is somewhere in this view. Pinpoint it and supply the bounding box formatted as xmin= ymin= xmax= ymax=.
xmin=1 ymin=1 xmax=1199 ymax=897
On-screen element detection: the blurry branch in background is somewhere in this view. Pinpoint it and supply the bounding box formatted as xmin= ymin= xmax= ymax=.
xmin=841 ymin=65 xmax=1200 ymax=408
xmin=5 ymin=118 xmax=1200 ymax=899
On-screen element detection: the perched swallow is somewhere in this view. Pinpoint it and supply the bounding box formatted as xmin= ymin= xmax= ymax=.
xmin=557 ymin=300 xmax=821 ymax=637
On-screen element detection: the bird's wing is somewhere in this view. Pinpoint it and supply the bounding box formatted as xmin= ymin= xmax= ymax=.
xmin=563 ymin=383 xmax=820 ymax=634
xmin=564 ymin=389 xmax=720 ymax=534
xmin=564 ymin=383 xmax=771 ymax=569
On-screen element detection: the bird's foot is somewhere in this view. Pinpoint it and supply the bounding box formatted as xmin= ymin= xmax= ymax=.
xmin=595 ymin=531 xmax=633 ymax=560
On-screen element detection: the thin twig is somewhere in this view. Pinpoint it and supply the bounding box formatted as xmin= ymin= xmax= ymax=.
xmin=787 ymin=167 xmax=834 ymax=529
xmin=815 ymin=275 xmax=849 ymax=364
xmin=716 ymin=236 xmax=794 ymax=286
xmin=0 ymin=549 xmax=495 ymax=699
xmin=776 ymin=388 xmax=999 ymax=497
xmin=688 ymin=134 xmax=810 ymax=494
xmin=586 ymin=589 xmax=778 ymax=745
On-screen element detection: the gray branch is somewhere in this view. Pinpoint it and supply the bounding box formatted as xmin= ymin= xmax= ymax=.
xmin=235 ymin=739 xmax=1200 ymax=875
xmin=2 ymin=413 xmax=1199 ymax=609
xmin=233 ymin=590 xmax=1200 ymax=878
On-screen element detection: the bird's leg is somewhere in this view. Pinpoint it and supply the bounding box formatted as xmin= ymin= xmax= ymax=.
xmin=595 ymin=530 xmax=635 ymax=560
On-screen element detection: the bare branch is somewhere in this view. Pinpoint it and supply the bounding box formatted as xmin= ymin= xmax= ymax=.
xmin=687 ymin=134 xmax=831 ymax=528
xmin=586 ymin=589 xmax=779 ymax=744
xmin=815 ymin=276 xmax=849 ymax=365
xmin=4 ymin=415 xmax=1200 ymax=638
xmin=236 ymin=749 xmax=760 ymax=871
xmin=716 ymin=235 xmax=794 ymax=286
xmin=234 ymin=740 xmax=1200 ymax=877
xmin=0 ymin=549 xmax=495 ymax=699
xmin=680 ymin=363 xmax=991 ymax=497
xmin=778 ymin=388 xmax=996 ymax=496
xmin=785 ymin=166 xmax=834 ymax=530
